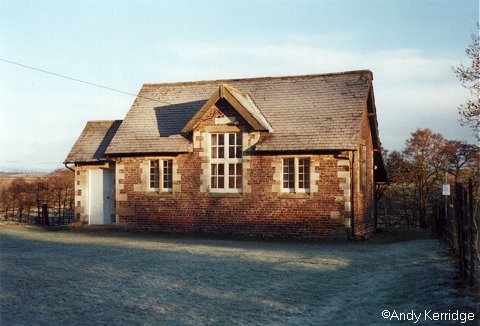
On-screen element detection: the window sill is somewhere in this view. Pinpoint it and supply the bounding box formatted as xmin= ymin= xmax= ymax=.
xmin=145 ymin=191 xmax=174 ymax=197
xmin=279 ymin=193 xmax=312 ymax=199
xmin=206 ymin=192 xmax=243 ymax=198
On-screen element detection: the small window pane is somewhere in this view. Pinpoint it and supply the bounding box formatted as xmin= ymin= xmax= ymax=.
xmin=229 ymin=146 xmax=235 ymax=158
xmin=228 ymin=133 xmax=237 ymax=158
xmin=218 ymin=134 xmax=224 ymax=145
xmin=211 ymin=164 xmax=225 ymax=189
xmin=218 ymin=147 xmax=224 ymax=158
xmin=211 ymin=134 xmax=218 ymax=159
xmin=211 ymin=164 xmax=218 ymax=188
xmin=236 ymin=164 xmax=242 ymax=188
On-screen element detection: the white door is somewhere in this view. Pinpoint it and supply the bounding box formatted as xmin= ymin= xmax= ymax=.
xmin=88 ymin=169 xmax=114 ymax=225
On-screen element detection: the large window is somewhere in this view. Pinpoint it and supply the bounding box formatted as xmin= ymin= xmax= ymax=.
xmin=149 ymin=159 xmax=173 ymax=192
xmin=210 ymin=133 xmax=242 ymax=192
xmin=282 ymin=157 xmax=310 ymax=193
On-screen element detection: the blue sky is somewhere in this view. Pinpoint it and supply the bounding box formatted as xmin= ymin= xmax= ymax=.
xmin=0 ymin=0 xmax=478 ymax=171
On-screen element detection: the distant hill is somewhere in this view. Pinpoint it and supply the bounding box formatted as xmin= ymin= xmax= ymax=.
xmin=0 ymin=171 xmax=50 ymax=177
xmin=0 ymin=172 xmax=50 ymax=188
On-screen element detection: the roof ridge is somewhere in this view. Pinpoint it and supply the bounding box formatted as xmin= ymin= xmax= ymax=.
xmin=86 ymin=119 xmax=123 ymax=123
xmin=142 ymin=69 xmax=373 ymax=87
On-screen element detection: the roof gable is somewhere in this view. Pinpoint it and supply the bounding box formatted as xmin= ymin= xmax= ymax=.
xmin=182 ymin=84 xmax=273 ymax=132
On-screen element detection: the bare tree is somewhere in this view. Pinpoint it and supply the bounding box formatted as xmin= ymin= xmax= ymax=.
xmin=403 ymin=128 xmax=447 ymax=228
xmin=444 ymin=140 xmax=480 ymax=258
xmin=9 ymin=178 xmax=29 ymax=221
xmin=382 ymin=150 xmax=416 ymax=227
xmin=444 ymin=140 xmax=479 ymax=183
xmin=0 ymin=185 xmax=12 ymax=218
xmin=49 ymin=169 xmax=74 ymax=224
xmin=32 ymin=178 xmax=49 ymax=224
xmin=454 ymin=24 xmax=480 ymax=139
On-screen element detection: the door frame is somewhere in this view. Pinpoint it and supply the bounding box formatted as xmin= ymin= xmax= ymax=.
xmin=88 ymin=167 xmax=115 ymax=225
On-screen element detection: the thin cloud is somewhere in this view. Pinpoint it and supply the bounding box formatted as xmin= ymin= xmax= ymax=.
xmin=157 ymin=41 xmax=473 ymax=149
xmin=1 ymin=41 xmax=475 ymax=171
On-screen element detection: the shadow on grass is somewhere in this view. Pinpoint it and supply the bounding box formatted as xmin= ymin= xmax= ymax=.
xmin=0 ymin=227 xmax=476 ymax=325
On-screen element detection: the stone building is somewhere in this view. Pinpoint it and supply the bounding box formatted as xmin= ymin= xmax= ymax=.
xmin=65 ymin=70 xmax=387 ymax=238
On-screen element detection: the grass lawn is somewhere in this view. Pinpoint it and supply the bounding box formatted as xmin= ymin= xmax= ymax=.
xmin=0 ymin=225 xmax=478 ymax=325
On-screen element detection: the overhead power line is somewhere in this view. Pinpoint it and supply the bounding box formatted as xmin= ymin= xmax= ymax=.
xmin=0 ymin=57 xmax=170 ymax=104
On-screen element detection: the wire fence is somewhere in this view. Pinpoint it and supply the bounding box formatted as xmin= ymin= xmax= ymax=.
xmin=433 ymin=180 xmax=479 ymax=283
xmin=1 ymin=204 xmax=75 ymax=226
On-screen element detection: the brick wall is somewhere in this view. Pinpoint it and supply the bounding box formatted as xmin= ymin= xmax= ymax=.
xmin=115 ymin=152 xmax=351 ymax=239
xmin=110 ymin=100 xmax=372 ymax=239
xmin=352 ymin=106 xmax=375 ymax=237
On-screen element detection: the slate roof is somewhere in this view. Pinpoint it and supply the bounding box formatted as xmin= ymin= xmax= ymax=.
xmin=183 ymin=84 xmax=273 ymax=133
xmin=64 ymin=120 xmax=122 ymax=163
xmin=105 ymin=70 xmax=375 ymax=155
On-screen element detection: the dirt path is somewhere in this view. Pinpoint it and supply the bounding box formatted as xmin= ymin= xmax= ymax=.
xmin=0 ymin=226 xmax=477 ymax=325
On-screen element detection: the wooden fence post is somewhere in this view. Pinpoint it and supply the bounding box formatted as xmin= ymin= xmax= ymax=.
xmin=468 ymin=179 xmax=475 ymax=281
xmin=455 ymin=183 xmax=465 ymax=275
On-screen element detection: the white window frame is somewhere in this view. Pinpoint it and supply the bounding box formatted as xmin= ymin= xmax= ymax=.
xmin=149 ymin=159 xmax=173 ymax=193
xmin=281 ymin=157 xmax=311 ymax=193
xmin=162 ymin=159 xmax=173 ymax=192
xmin=149 ymin=160 xmax=160 ymax=191
xmin=209 ymin=133 xmax=243 ymax=193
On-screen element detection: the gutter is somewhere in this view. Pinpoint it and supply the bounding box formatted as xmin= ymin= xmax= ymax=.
xmin=64 ymin=163 xmax=75 ymax=172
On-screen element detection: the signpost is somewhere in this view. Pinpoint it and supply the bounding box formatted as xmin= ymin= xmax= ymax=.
xmin=442 ymin=172 xmax=450 ymax=219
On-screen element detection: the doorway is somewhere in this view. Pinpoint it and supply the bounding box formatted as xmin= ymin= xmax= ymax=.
xmin=88 ymin=168 xmax=115 ymax=225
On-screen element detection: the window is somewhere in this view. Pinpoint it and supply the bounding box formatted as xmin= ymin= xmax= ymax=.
xmin=149 ymin=159 xmax=173 ymax=192
xmin=149 ymin=160 xmax=159 ymax=190
xmin=298 ymin=158 xmax=310 ymax=190
xmin=210 ymin=133 xmax=242 ymax=192
xmin=283 ymin=158 xmax=295 ymax=191
xmin=163 ymin=160 xmax=173 ymax=191
xmin=282 ymin=157 xmax=310 ymax=193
